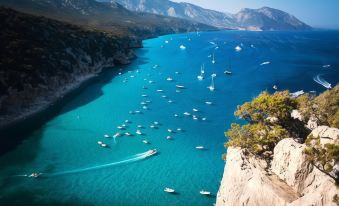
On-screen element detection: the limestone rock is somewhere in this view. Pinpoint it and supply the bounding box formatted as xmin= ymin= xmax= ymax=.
xmin=310 ymin=126 xmax=339 ymax=146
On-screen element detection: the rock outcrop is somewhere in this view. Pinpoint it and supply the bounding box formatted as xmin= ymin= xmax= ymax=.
xmin=217 ymin=135 xmax=338 ymax=206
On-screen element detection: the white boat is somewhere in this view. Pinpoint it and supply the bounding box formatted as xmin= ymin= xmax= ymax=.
xmin=322 ymin=64 xmax=331 ymax=68
xmin=224 ymin=70 xmax=232 ymax=75
xmin=180 ymin=45 xmax=186 ymax=50
xmin=125 ymin=120 xmax=130 ymax=123
xmin=174 ymin=114 xmax=179 ymax=117
xmin=260 ymin=61 xmax=270 ymax=66
xmin=137 ymin=125 xmax=143 ymax=128
xmin=135 ymin=110 xmax=141 ymax=114
xmin=212 ymin=53 xmax=216 ymax=64
xmin=176 ymin=85 xmax=185 ymax=89
xmin=117 ymin=126 xmax=124 ymax=130
xmin=157 ymin=89 xmax=164 ymax=92
xmin=104 ymin=134 xmax=110 ymax=138
xmin=197 ymin=64 xmax=205 ymax=80
xmin=164 ymin=187 xmax=175 ymax=193
xmin=153 ymin=65 xmax=159 ymax=69
xmin=142 ymin=106 xmax=148 ymax=110
xmin=166 ymin=77 xmax=173 ymax=81
xmin=113 ymin=133 xmax=121 ymax=138
xmin=101 ymin=143 xmax=109 ymax=148
xmin=165 ymin=40 xmax=169 ymax=44
xmin=141 ymin=94 xmax=148 ymax=97
xmin=146 ymin=149 xmax=157 ymax=157
xmin=154 ymin=121 xmax=159 ymax=125
xmin=29 ymin=173 xmax=42 ymax=178
xmin=97 ymin=141 xmax=103 ymax=145
xmin=291 ymin=90 xmax=305 ymax=98
xmin=150 ymin=125 xmax=156 ymax=129
xmin=235 ymin=45 xmax=242 ymax=52
xmin=122 ymin=124 xmax=126 ymax=127
xmin=183 ymin=112 xmax=191 ymax=116
xmin=196 ymin=146 xmax=204 ymax=149
xmin=136 ymin=130 xmax=142 ymax=135
xmin=168 ymin=100 xmax=173 ymax=103
xmin=193 ymin=108 xmax=199 ymax=112
xmin=273 ymin=85 xmax=278 ymax=90
xmin=205 ymin=101 xmax=212 ymax=105
xmin=162 ymin=95 xmax=167 ymax=98
xmin=202 ymin=117 xmax=207 ymax=121
xmin=125 ymin=132 xmax=132 ymax=136
xmin=166 ymin=136 xmax=173 ymax=140
xmin=193 ymin=116 xmax=198 ymax=120
xmin=208 ymin=74 xmax=216 ymax=91
xmin=177 ymin=128 xmax=182 ymax=132
xmin=142 ymin=140 xmax=149 ymax=144
xmin=140 ymin=102 xmax=147 ymax=105
xmin=149 ymin=80 xmax=154 ymax=84
xmin=167 ymin=129 xmax=173 ymax=133
xmin=200 ymin=190 xmax=211 ymax=195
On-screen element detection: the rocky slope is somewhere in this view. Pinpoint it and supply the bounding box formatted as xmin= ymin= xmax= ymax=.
xmin=0 ymin=7 xmax=138 ymax=128
xmin=216 ymin=126 xmax=338 ymax=206
xmin=104 ymin=0 xmax=311 ymax=30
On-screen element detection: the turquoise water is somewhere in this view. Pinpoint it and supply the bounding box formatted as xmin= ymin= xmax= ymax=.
xmin=0 ymin=31 xmax=338 ymax=206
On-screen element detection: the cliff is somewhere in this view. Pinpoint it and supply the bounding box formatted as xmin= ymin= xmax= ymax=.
xmin=0 ymin=8 xmax=137 ymax=128
xmin=216 ymin=126 xmax=338 ymax=206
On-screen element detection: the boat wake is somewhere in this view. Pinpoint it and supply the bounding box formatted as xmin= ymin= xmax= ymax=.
xmin=15 ymin=151 xmax=156 ymax=178
xmin=313 ymin=74 xmax=332 ymax=89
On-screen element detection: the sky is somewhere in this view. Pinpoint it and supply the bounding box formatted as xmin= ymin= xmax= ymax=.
xmin=171 ymin=0 xmax=339 ymax=29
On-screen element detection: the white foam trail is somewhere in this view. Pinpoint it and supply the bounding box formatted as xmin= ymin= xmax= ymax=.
xmin=313 ymin=75 xmax=332 ymax=89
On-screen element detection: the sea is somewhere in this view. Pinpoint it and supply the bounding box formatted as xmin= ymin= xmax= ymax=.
xmin=0 ymin=30 xmax=338 ymax=206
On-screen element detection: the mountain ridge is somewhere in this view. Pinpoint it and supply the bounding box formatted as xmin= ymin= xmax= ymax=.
xmin=106 ymin=0 xmax=311 ymax=31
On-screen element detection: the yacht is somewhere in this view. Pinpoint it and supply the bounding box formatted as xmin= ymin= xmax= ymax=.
xmin=176 ymin=85 xmax=185 ymax=89
xmin=101 ymin=143 xmax=109 ymax=148
xmin=164 ymin=188 xmax=175 ymax=193
xmin=154 ymin=121 xmax=159 ymax=125
xmin=104 ymin=134 xmax=110 ymax=138
xmin=196 ymin=146 xmax=204 ymax=150
xmin=166 ymin=77 xmax=173 ymax=81
xmin=260 ymin=61 xmax=270 ymax=66
xmin=142 ymin=140 xmax=149 ymax=144
xmin=180 ymin=45 xmax=186 ymax=50
xmin=136 ymin=130 xmax=142 ymax=135
xmin=97 ymin=141 xmax=103 ymax=145
xmin=200 ymin=190 xmax=211 ymax=195
xmin=183 ymin=112 xmax=191 ymax=116
xmin=125 ymin=132 xmax=132 ymax=136
xmin=205 ymin=101 xmax=212 ymax=105
xmin=193 ymin=108 xmax=199 ymax=112
xmin=208 ymin=74 xmax=216 ymax=91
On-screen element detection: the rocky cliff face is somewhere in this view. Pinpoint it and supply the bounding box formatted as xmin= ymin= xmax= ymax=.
xmin=0 ymin=8 xmax=136 ymax=128
xmin=217 ymin=127 xmax=338 ymax=206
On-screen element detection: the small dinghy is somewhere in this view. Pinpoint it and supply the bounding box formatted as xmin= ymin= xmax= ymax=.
xmin=200 ymin=190 xmax=211 ymax=196
xmin=164 ymin=188 xmax=175 ymax=193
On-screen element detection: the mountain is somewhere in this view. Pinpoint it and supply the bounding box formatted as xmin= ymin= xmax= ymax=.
xmin=105 ymin=0 xmax=311 ymax=31
xmin=234 ymin=7 xmax=312 ymax=31
xmin=0 ymin=0 xmax=215 ymax=38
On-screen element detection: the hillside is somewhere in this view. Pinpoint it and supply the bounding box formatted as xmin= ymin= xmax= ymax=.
xmin=0 ymin=7 xmax=138 ymax=129
xmin=107 ymin=0 xmax=311 ymax=31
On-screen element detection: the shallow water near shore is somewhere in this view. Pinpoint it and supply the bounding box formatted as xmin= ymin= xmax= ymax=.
xmin=0 ymin=30 xmax=338 ymax=206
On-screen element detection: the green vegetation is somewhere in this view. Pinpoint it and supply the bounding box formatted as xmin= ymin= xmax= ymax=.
xmin=225 ymin=86 xmax=339 ymax=166
xmin=225 ymin=91 xmax=302 ymax=157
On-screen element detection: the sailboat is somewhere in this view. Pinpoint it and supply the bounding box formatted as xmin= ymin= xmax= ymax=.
xmin=211 ymin=53 xmax=216 ymax=64
xmin=197 ymin=64 xmax=205 ymax=80
xmin=208 ymin=74 xmax=216 ymax=91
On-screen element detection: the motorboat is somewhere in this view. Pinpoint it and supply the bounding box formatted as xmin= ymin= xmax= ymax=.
xmin=193 ymin=108 xmax=199 ymax=112
xmin=162 ymin=95 xmax=167 ymax=98
xmin=104 ymin=134 xmax=110 ymax=138
xmin=125 ymin=120 xmax=130 ymax=123
xmin=260 ymin=61 xmax=270 ymax=66
xmin=212 ymin=53 xmax=216 ymax=64
xmin=125 ymin=132 xmax=132 ymax=136
xmin=142 ymin=140 xmax=150 ymax=144
xmin=166 ymin=77 xmax=173 ymax=81
xmin=136 ymin=130 xmax=142 ymax=135
xmin=177 ymin=128 xmax=182 ymax=132
xmin=200 ymin=190 xmax=211 ymax=195
xmin=101 ymin=143 xmax=109 ymax=148
xmin=29 ymin=173 xmax=42 ymax=178
xmin=168 ymin=100 xmax=173 ymax=103
xmin=146 ymin=149 xmax=157 ymax=157
xmin=196 ymin=146 xmax=204 ymax=150
xmin=176 ymin=85 xmax=185 ymax=89
xmin=164 ymin=187 xmax=175 ymax=193
xmin=97 ymin=141 xmax=103 ymax=145
xmin=137 ymin=125 xmax=143 ymax=128
xmin=192 ymin=116 xmax=198 ymax=120
xmin=202 ymin=117 xmax=207 ymax=121
xmin=142 ymin=106 xmax=148 ymax=110
xmin=167 ymin=129 xmax=173 ymax=133
xmin=205 ymin=101 xmax=212 ymax=105
xmin=180 ymin=45 xmax=186 ymax=50
xmin=183 ymin=112 xmax=191 ymax=116
xmin=113 ymin=133 xmax=121 ymax=138
xmin=166 ymin=136 xmax=173 ymax=140
xmin=174 ymin=114 xmax=179 ymax=117
xmin=273 ymin=85 xmax=278 ymax=90
xmin=141 ymin=94 xmax=148 ymax=97
xmin=224 ymin=70 xmax=232 ymax=75
xmin=157 ymin=89 xmax=164 ymax=92
xmin=154 ymin=121 xmax=159 ymax=125
xmin=235 ymin=45 xmax=242 ymax=52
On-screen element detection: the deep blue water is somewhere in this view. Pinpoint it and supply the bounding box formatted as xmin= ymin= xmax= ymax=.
xmin=0 ymin=30 xmax=338 ymax=206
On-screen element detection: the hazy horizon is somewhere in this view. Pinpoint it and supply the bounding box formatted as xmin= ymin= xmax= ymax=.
xmin=171 ymin=0 xmax=339 ymax=29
